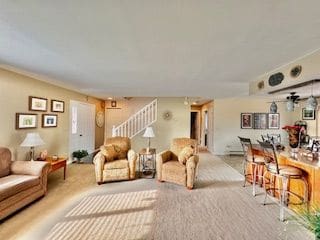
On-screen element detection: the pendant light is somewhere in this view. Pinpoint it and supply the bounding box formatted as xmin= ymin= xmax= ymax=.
xmin=270 ymin=101 xmax=278 ymax=113
xmin=286 ymin=99 xmax=294 ymax=112
xmin=306 ymin=80 xmax=318 ymax=111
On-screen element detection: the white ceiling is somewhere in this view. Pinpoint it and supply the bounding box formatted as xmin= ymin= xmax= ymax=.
xmin=1 ymin=1 xmax=320 ymax=99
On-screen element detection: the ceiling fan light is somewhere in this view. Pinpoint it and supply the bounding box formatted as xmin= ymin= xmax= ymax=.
xmin=286 ymin=99 xmax=294 ymax=112
xmin=270 ymin=101 xmax=278 ymax=113
xmin=306 ymin=95 xmax=318 ymax=111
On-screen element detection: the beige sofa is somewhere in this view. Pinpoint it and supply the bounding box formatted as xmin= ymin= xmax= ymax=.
xmin=0 ymin=147 xmax=50 ymax=220
xmin=157 ymin=138 xmax=199 ymax=189
xmin=93 ymin=137 xmax=137 ymax=184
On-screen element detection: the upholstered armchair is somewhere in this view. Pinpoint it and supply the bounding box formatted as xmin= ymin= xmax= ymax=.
xmin=156 ymin=138 xmax=199 ymax=189
xmin=93 ymin=137 xmax=137 ymax=184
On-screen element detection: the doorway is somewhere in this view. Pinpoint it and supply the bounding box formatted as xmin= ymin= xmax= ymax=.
xmin=190 ymin=111 xmax=200 ymax=143
xmin=69 ymin=100 xmax=95 ymax=159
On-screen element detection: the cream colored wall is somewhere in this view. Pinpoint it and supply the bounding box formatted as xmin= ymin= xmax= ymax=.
xmin=131 ymin=98 xmax=190 ymax=152
xmin=105 ymin=97 xmax=154 ymax=138
xmin=213 ymin=97 xmax=295 ymax=155
xmin=104 ymin=97 xmax=190 ymax=152
xmin=0 ymin=68 xmax=105 ymax=161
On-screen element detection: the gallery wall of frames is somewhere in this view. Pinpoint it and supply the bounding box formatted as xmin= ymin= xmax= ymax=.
xmin=240 ymin=113 xmax=280 ymax=130
xmin=16 ymin=96 xmax=65 ymax=130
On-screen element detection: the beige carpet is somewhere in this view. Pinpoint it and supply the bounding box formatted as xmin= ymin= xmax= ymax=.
xmin=1 ymin=153 xmax=314 ymax=240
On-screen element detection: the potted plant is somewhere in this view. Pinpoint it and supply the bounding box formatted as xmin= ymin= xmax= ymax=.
xmin=299 ymin=207 xmax=320 ymax=239
xmin=72 ymin=150 xmax=89 ymax=163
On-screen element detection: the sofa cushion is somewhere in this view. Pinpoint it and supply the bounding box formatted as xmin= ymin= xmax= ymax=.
xmin=0 ymin=175 xmax=40 ymax=201
xmin=0 ymin=148 xmax=11 ymax=178
xmin=162 ymin=160 xmax=186 ymax=175
xmin=104 ymin=159 xmax=129 ymax=170
xmin=100 ymin=145 xmax=118 ymax=162
xmin=178 ymin=146 xmax=194 ymax=164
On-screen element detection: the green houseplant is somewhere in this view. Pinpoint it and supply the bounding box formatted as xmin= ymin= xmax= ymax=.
xmin=299 ymin=207 xmax=320 ymax=239
xmin=72 ymin=150 xmax=89 ymax=162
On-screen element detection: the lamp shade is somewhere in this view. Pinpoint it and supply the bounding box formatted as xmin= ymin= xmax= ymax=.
xmin=143 ymin=127 xmax=155 ymax=138
xmin=20 ymin=133 xmax=45 ymax=147
xmin=286 ymin=99 xmax=294 ymax=112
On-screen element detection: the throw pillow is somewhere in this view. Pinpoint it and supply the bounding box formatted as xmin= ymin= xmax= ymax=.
xmin=100 ymin=145 xmax=118 ymax=162
xmin=113 ymin=145 xmax=127 ymax=159
xmin=178 ymin=146 xmax=194 ymax=165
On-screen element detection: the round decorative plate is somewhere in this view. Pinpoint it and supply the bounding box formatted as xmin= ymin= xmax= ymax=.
xmin=162 ymin=110 xmax=172 ymax=121
xmin=290 ymin=65 xmax=302 ymax=78
xmin=96 ymin=111 xmax=104 ymax=127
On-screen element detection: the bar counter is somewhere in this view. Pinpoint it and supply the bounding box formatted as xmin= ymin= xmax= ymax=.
xmin=251 ymin=145 xmax=320 ymax=207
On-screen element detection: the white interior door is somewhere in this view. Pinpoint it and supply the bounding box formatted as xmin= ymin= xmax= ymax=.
xmin=69 ymin=100 xmax=95 ymax=158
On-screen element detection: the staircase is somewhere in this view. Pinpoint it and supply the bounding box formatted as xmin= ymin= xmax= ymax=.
xmin=112 ymin=99 xmax=157 ymax=139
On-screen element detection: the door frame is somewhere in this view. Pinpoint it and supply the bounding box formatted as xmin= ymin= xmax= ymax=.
xmin=190 ymin=110 xmax=201 ymax=144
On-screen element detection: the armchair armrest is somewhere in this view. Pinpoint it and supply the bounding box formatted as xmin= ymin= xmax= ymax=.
xmin=186 ymin=155 xmax=199 ymax=189
xmin=127 ymin=149 xmax=137 ymax=179
xmin=156 ymin=150 xmax=172 ymax=180
xmin=93 ymin=152 xmax=106 ymax=183
xmin=11 ymin=160 xmax=50 ymax=177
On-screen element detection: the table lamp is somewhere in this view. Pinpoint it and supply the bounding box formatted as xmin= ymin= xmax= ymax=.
xmin=143 ymin=127 xmax=155 ymax=153
xmin=20 ymin=133 xmax=45 ymax=161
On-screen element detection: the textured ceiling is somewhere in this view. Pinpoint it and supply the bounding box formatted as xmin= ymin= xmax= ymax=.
xmin=1 ymin=1 xmax=320 ymax=99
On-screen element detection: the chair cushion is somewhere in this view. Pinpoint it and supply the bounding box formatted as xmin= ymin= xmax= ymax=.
xmin=162 ymin=160 xmax=186 ymax=175
xmin=268 ymin=164 xmax=302 ymax=176
xmin=247 ymin=154 xmax=265 ymax=164
xmin=0 ymin=175 xmax=40 ymax=201
xmin=0 ymin=148 xmax=11 ymax=178
xmin=104 ymin=159 xmax=129 ymax=170
xmin=178 ymin=146 xmax=194 ymax=165
xmin=100 ymin=145 xmax=118 ymax=162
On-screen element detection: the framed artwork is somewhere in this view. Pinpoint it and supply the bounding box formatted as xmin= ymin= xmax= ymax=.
xmin=302 ymin=108 xmax=315 ymax=120
xmin=268 ymin=113 xmax=280 ymax=129
xmin=111 ymin=100 xmax=117 ymax=108
xmin=240 ymin=113 xmax=253 ymax=129
xmin=254 ymin=113 xmax=267 ymax=129
xmin=29 ymin=96 xmax=48 ymax=111
xmin=51 ymin=99 xmax=65 ymax=113
xmin=42 ymin=114 xmax=58 ymax=128
xmin=16 ymin=113 xmax=37 ymax=129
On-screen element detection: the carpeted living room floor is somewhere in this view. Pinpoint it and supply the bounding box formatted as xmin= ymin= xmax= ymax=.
xmin=0 ymin=153 xmax=313 ymax=240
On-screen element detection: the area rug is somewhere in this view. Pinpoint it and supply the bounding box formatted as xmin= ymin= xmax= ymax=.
xmin=40 ymin=153 xmax=312 ymax=240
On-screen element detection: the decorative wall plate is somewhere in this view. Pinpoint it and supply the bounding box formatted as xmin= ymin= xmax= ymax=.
xmin=290 ymin=65 xmax=302 ymax=78
xmin=96 ymin=111 xmax=104 ymax=127
xmin=162 ymin=110 xmax=172 ymax=121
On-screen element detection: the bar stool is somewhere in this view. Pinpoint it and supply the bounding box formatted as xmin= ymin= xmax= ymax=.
xmin=258 ymin=141 xmax=308 ymax=221
xmin=238 ymin=137 xmax=265 ymax=196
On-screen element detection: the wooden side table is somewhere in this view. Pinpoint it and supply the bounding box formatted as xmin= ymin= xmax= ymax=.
xmin=45 ymin=157 xmax=67 ymax=180
xmin=139 ymin=148 xmax=156 ymax=178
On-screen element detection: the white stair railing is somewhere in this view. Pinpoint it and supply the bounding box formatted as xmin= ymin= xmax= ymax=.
xmin=112 ymin=99 xmax=157 ymax=139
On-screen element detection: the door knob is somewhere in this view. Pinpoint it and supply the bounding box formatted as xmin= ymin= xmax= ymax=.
xmin=80 ymin=134 xmax=83 ymax=137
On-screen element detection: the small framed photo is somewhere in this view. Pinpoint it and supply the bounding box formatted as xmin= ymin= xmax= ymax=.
xmin=51 ymin=99 xmax=65 ymax=113
xmin=16 ymin=113 xmax=37 ymax=129
xmin=29 ymin=96 xmax=48 ymax=112
xmin=111 ymin=100 xmax=117 ymax=108
xmin=241 ymin=113 xmax=253 ymax=129
xmin=268 ymin=113 xmax=280 ymax=129
xmin=302 ymin=108 xmax=315 ymax=120
xmin=254 ymin=113 xmax=267 ymax=129
xmin=42 ymin=114 xmax=58 ymax=128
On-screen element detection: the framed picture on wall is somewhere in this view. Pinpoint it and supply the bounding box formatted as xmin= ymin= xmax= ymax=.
xmin=29 ymin=96 xmax=48 ymax=111
xmin=268 ymin=113 xmax=280 ymax=129
xmin=302 ymin=108 xmax=315 ymax=120
xmin=51 ymin=100 xmax=65 ymax=113
xmin=240 ymin=113 xmax=253 ymax=129
xmin=16 ymin=113 xmax=37 ymax=129
xmin=42 ymin=114 xmax=58 ymax=128
xmin=254 ymin=113 xmax=267 ymax=129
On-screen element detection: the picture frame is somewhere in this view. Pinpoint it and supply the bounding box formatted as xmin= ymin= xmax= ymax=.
xmin=302 ymin=108 xmax=315 ymax=120
xmin=42 ymin=114 xmax=58 ymax=128
xmin=29 ymin=96 xmax=48 ymax=112
xmin=16 ymin=113 xmax=37 ymax=129
xmin=254 ymin=113 xmax=267 ymax=129
xmin=51 ymin=99 xmax=65 ymax=113
xmin=111 ymin=100 xmax=117 ymax=108
xmin=268 ymin=113 xmax=280 ymax=129
xmin=240 ymin=113 xmax=253 ymax=129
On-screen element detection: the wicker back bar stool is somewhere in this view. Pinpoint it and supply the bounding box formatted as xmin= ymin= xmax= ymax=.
xmin=238 ymin=137 xmax=265 ymax=196
xmin=258 ymin=141 xmax=308 ymax=221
